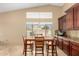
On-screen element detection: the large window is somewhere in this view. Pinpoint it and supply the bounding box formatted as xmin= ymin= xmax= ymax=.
xmin=26 ymin=12 xmax=53 ymax=37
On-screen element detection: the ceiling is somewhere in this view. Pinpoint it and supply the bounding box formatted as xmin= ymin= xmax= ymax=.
xmin=0 ymin=3 xmax=64 ymax=13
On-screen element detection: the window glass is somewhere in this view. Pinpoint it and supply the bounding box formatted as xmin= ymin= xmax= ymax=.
xmin=26 ymin=12 xmax=53 ymax=37
xmin=26 ymin=22 xmax=52 ymax=37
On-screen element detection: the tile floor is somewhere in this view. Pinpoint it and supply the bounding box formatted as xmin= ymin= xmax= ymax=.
xmin=0 ymin=44 xmax=67 ymax=56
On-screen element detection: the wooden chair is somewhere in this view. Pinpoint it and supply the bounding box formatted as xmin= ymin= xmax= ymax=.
xmin=35 ymin=37 xmax=44 ymax=56
xmin=22 ymin=36 xmax=26 ymax=55
xmin=22 ymin=36 xmax=33 ymax=56
xmin=46 ymin=40 xmax=54 ymax=56
xmin=46 ymin=37 xmax=58 ymax=56
xmin=53 ymin=38 xmax=58 ymax=56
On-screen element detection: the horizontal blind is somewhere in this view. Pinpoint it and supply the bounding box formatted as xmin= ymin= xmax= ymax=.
xmin=26 ymin=12 xmax=53 ymax=19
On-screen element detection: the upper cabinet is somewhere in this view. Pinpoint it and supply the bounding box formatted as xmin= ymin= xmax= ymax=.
xmin=66 ymin=4 xmax=79 ymax=30
xmin=74 ymin=5 xmax=79 ymax=29
xmin=58 ymin=15 xmax=66 ymax=30
xmin=66 ymin=9 xmax=74 ymax=30
xmin=58 ymin=4 xmax=79 ymax=30
xmin=58 ymin=17 xmax=63 ymax=30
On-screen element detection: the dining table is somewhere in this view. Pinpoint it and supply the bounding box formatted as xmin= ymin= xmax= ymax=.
xmin=23 ymin=36 xmax=55 ymax=56
xmin=24 ymin=36 xmax=54 ymax=41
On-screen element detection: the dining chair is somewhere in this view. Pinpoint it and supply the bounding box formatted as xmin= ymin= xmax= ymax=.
xmin=46 ymin=37 xmax=58 ymax=56
xmin=53 ymin=38 xmax=58 ymax=56
xmin=22 ymin=36 xmax=33 ymax=56
xmin=35 ymin=37 xmax=44 ymax=56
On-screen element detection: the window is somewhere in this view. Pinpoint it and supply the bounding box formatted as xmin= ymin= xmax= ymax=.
xmin=26 ymin=12 xmax=53 ymax=38
xmin=26 ymin=12 xmax=52 ymax=18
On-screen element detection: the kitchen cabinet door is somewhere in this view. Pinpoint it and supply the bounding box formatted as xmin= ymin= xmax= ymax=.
xmin=58 ymin=18 xmax=63 ymax=30
xmin=66 ymin=9 xmax=74 ymax=30
xmin=62 ymin=16 xmax=66 ymax=30
xmin=70 ymin=41 xmax=79 ymax=56
xmin=74 ymin=6 xmax=79 ymax=29
xmin=58 ymin=15 xmax=66 ymax=30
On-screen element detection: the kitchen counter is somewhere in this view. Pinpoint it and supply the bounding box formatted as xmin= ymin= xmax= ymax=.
xmin=57 ymin=36 xmax=79 ymax=43
xmin=57 ymin=36 xmax=79 ymax=56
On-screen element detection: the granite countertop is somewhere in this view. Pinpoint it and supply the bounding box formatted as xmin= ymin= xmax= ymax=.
xmin=57 ymin=36 xmax=79 ymax=43
xmin=70 ymin=37 xmax=79 ymax=42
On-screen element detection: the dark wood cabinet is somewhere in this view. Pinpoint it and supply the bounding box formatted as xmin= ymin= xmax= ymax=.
xmin=57 ymin=4 xmax=79 ymax=55
xmin=76 ymin=7 xmax=79 ymax=29
xmin=57 ymin=38 xmax=63 ymax=50
xmin=63 ymin=39 xmax=70 ymax=55
xmin=65 ymin=4 xmax=79 ymax=30
xmin=57 ymin=36 xmax=79 ymax=56
xmin=58 ymin=15 xmax=66 ymax=30
xmin=58 ymin=4 xmax=79 ymax=30
xmin=58 ymin=18 xmax=63 ymax=30
xmin=66 ymin=9 xmax=74 ymax=30
xmin=58 ymin=8 xmax=74 ymax=30
xmin=73 ymin=6 xmax=79 ymax=29
xmin=70 ymin=41 xmax=79 ymax=56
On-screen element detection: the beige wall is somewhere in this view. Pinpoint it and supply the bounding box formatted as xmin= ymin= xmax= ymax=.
xmin=0 ymin=5 xmax=63 ymax=45
xmin=0 ymin=9 xmax=26 ymax=45
xmin=61 ymin=3 xmax=75 ymax=15
xmin=0 ymin=3 xmax=78 ymax=45
xmin=63 ymin=3 xmax=75 ymax=11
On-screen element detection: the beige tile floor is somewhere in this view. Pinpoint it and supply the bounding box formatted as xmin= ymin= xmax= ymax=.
xmin=0 ymin=44 xmax=67 ymax=56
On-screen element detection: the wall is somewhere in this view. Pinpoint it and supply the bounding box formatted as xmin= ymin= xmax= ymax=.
xmin=0 ymin=5 xmax=63 ymax=45
xmin=0 ymin=9 xmax=26 ymax=45
xmin=61 ymin=3 xmax=75 ymax=15
xmin=0 ymin=3 xmax=77 ymax=46
xmin=63 ymin=3 xmax=75 ymax=11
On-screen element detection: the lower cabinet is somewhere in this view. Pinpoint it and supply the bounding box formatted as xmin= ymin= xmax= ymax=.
xmin=70 ymin=41 xmax=79 ymax=56
xmin=63 ymin=40 xmax=70 ymax=55
xmin=57 ymin=38 xmax=63 ymax=50
xmin=57 ymin=37 xmax=79 ymax=56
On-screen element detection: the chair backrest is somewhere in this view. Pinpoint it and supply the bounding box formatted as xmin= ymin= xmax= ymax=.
xmin=35 ymin=37 xmax=44 ymax=46
xmin=22 ymin=35 xmax=26 ymax=45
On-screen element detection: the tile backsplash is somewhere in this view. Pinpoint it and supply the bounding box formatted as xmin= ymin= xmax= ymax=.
xmin=66 ymin=30 xmax=79 ymax=38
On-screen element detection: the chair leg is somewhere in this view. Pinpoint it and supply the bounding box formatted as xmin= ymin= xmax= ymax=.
xmin=29 ymin=45 xmax=33 ymax=56
xmin=47 ymin=46 xmax=49 ymax=56
xmin=23 ymin=45 xmax=27 ymax=56
xmin=31 ymin=45 xmax=33 ymax=55
xmin=23 ymin=49 xmax=26 ymax=55
xmin=53 ymin=46 xmax=58 ymax=56
xmin=24 ymin=46 xmax=27 ymax=56
xmin=35 ymin=48 xmax=36 ymax=56
xmin=55 ymin=47 xmax=58 ymax=56
xmin=52 ymin=47 xmax=54 ymax=56
xmin=42 ymin=48 xmax=44 ymax=56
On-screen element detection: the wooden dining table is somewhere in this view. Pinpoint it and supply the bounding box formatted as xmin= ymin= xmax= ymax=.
xmin=24 ymin=37 xmax=54 ymax=45
xmin=24 ymin=37 xmax=54 ymax=41
xmin=23 ymin=36 xmax=54 ymax=56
